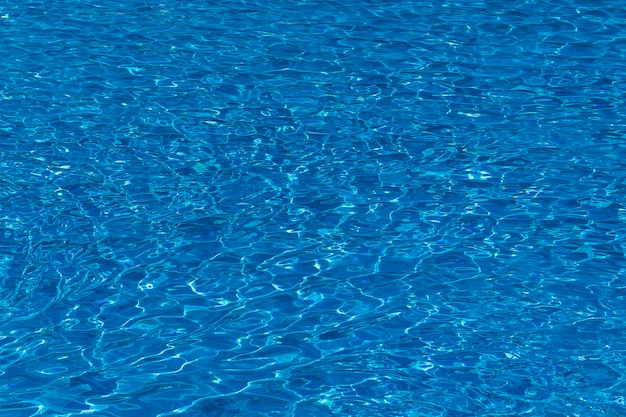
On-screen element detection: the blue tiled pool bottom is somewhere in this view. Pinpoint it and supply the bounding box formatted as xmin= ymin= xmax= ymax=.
xmin=1 ymin=0 xmax=626 ymax=416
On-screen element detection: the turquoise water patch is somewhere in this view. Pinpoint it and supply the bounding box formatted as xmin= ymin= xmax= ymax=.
xmin=0 ymin=0 xmax=625 ymax=416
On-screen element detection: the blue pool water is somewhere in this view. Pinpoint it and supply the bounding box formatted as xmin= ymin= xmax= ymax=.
xmin=1 ymin=0 xmax=626 ymax=415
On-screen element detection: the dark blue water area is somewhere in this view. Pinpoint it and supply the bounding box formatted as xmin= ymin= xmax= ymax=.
xmin=0 ymin=0 xmax=626 ymax=415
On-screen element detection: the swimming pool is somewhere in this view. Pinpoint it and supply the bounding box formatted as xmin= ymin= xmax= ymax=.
xmin=1 ymin=0 xmax=625 ymax=415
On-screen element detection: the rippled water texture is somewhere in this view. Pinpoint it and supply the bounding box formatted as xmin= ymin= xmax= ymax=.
xmin=1 ymin=0 xmax=625 ymax=415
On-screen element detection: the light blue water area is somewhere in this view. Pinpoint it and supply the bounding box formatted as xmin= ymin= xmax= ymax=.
xmin=0 ymin=0 xmax=625 ymax=415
